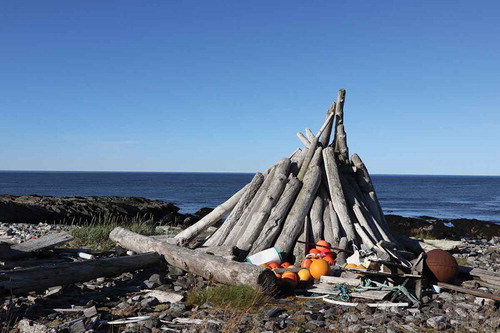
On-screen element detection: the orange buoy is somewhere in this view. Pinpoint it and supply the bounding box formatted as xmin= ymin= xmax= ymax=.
xmin=281 ymin=271 xmax=298 ymax=287
xmin=267 ymin=262 xmax=279 ymax=269
xmin=301 ymin=259 xmax=313 ymax=268
xmin=298 ymin=269 xmax=312 ymax=282
xmin=323 ymin=255 xmax=335 ymax=265
xmin=316 ymin=240 xmax=331 ymax=251
xmin=309 ymin=259 xmax=330 ymax=279
xmin=280 ymin=262 xmax=291 ymax=268
xmin=309 ymin=248 xmax=321 ymax=255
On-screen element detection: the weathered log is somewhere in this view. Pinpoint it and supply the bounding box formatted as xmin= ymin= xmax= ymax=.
xmin=296 ymin=111 xmax=336 ymax=181
xmin=226 ymin=159 xmax=291 ymax=246
xmin=305 ymin=128 xmax=315 ymax=142
xmin=310 ymin=196 xmax=324 ymax=242
xmin=174 ymin=184 xmax=249 ymax=244
xmin=110 ymin=227 xmax=278 ymax=294
xmin=274 ymin=165 xmax=321 ymax=259
xmin=290 ymin=148 xmax=305 ymax=176
xmin=336 ymin=237 xmax=348 ymax=265
xmin=320 ymin=102 xmax=336 ymax=147
xmin=293 ymin=216 xmax=310 ymax=263
xmin=250 ymin=176 xmax=302 ymax=254
xmin=310 ymin=146 xmax=323 ymax=168
xmin=322 ymin=147 xmax=356 ymax=242
xmin=195 ymin=246 xmax=238 ymax=257
xmin=351 ymin=153 xmax=390 ymax=230
xmin=204 ymin=173 xmax=264 ymax=247
xmin=322 ymin=199 xmax=335 ymax=246
xmin=333 ymin=89 xmax=349 ymax=163
xmin=353 ymin=223 xmax=376 ymax=249
xmin=297 ymin=132 xmax=311 ymax=147
xmin=2 ymin=232 xmax=74 ymax=260
xmin=223 ymin=160 xmax=284 ymax=246
xmin=327 ymin=200 xmax=342 ymax=246
xmin=0 ymin=253 xmax=161 ymax=296
xmin=297 ymin=139 xmax=319 ymax=181
xmin=236 ymin=173 xmax=288 ymax=252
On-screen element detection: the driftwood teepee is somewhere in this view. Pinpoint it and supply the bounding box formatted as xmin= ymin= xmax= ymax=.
xmin=174 ymin=89 xmax=399 ymax=262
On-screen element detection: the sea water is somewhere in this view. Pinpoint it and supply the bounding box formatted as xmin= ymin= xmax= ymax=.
xmin=0 ymin=171 xmax=499 ymax=223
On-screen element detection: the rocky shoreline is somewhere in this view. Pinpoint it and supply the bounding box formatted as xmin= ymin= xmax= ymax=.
xmin=0 ymin=221 xmax=498 ymax=332
xmin=0 ymin=195 xmax=499 ymax=332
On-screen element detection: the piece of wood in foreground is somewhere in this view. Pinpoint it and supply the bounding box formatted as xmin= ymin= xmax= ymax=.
xmin=437 ymin=282 xmax=500 ymax=301
xmin=320 ymin=276 xmax=361 ymax=287
xmin=0 ymin=252 xmax=161 ymax=296
xmin=3 ymin=232 xmax=74 ymax=259
xmin=110 ymin=227 xmax=278 ymax=295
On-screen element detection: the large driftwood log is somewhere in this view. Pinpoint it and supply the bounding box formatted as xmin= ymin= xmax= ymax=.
xmin=297 ymin=132 xmax=311 ymax=147
xmin=250 ymin=176 xmax=302 ymax=254
xmin=320 ymin=102 xmax=336 ymax=147
xmin=227 ymin=159 xmax=291 ymax=246
xmin=236 ymin=173 xmax=288 ymax=252
xmin=110 ymin=227 xmax=278 ymax=294
xmin=336 ymin=237 xmax=348 ymax=265
xmin=290 ymin=148 xmax=305 ymax=176
xmin=0 ymin=253 xmax=161 ymax=296
xmin=297 ymin=139 xmax=319 ymax=181
xmin=333 ymin=89 xmax=349 ymax=163
xmin=223 ymin=159 xmax=286 ymax=246
xmin=322 ymin=147 xmax=356 ymax=242
xmin=174 ymin=184 xmax=249 ymax=244
xmin=204 ymin=173 xmax=264 ymax=247
xmin=351 ymin=153 xmax=390 ymax=230
xmin=293 ymin=216 xmax=311 ymax=263
xmin=327 ymin=200 xmax=342 ymax=246
xmin=310 ymin=196 xmax=324 ymax=242
xmin=274 ymin=165 xmax=321 ymax=259
xmin=322 ymin=199 xmax=335 ymax=246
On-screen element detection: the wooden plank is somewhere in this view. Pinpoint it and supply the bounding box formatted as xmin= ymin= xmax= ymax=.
xmin=3 ymin=232 xmax=74 ymax=259
xmin=309 ymin=286 xmax=390 ymax=300
xmin=437 ymin=282 xmax=500 ymax=301
xmin=320 ymin=275 xmax=361 ymax=287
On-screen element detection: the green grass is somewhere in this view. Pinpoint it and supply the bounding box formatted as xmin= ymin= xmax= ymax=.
xmin=68 ymin=221 xmax=156 ymax=251
xmin=186 ymin=284 xmax=271 ymax=309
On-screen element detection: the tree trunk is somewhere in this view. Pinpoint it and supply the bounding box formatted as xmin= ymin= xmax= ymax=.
xmin=0 ymin=253 xmax=161 ymax=296
xmin=327 ymin=200 xmax=342 ymax=246
xmin=273 ymin=165 xmax=321 ymax=259
xmin=250 ymin=176 xmax=302 ymax=254
xmin=204 ymin=173 xmax=264 ymax=247
xmin=296 ymin=132 xmax=311 ymax=147
xmin=110 ymin=228 xmax=278 ymax=295
xmin=333 ymin=89 xmax=349 ymax=163
xmin=336 ymin=237 xmax=348 ymax=265
xmin=322 ymin=199 xmax=335 ymax=246
xmin=322 ymin=147 xmax=356 ymax=242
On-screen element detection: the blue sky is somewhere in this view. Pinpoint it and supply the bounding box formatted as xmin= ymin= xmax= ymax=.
xmin=1 ymin=1 xmax=499 ymax=175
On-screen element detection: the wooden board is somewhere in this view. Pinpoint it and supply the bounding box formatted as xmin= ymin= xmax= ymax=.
xmin=3 ymin=232 xmax=74 ymax=260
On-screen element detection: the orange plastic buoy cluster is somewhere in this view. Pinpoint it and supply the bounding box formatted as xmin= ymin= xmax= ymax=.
xmin=309 ymin=258 xmax=330 ymax=279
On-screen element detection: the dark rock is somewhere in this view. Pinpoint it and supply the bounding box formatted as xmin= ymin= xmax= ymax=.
xmin=265 ymin=306 xmax=284 ymax=318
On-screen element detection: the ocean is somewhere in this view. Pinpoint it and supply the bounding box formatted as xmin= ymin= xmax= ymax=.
xmin=0 ymin=171 xmax=499 ymax=223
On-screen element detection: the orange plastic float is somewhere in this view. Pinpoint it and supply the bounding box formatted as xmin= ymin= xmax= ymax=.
xmin=309 ymin=259 xmax=330 ymax=279
xmin=298 ymin=269 xmax=312 ymax=282
xmin=281 ymin=271 xmax=298 ymax=287
xmin=300 ymin=259 xmax=312 ymax=268
xmin=316 ymin=240 xmax=331 ymax=251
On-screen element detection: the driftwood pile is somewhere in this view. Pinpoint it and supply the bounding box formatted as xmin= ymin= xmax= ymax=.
xmin=174 ymin=89 xmax=398 ymax=262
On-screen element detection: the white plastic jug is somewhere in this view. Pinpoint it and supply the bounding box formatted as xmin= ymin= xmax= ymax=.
xmin=245 ymin=247 xmax=282 ymax=265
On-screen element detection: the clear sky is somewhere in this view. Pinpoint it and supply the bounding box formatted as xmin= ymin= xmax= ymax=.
xmin=1 ymin=1 xmax=499 ymax=175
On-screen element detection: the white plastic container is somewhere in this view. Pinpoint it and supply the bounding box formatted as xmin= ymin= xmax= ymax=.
xmin=246 ymin=247 xmax=282 ymax=265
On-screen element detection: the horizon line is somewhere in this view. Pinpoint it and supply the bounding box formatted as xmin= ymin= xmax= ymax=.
xmin=1 ymin=169 xmax=499 ymax=177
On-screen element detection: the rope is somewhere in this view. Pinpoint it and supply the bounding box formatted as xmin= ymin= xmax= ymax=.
xmin=356 ymin=278 xmax=418 ymax=304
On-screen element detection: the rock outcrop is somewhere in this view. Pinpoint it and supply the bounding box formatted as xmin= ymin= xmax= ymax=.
xmin=0 ymin=195 xmax=190 ymax=225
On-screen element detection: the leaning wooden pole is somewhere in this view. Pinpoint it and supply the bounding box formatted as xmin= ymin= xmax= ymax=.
xmin=204 ymin=173 xmax=264 ymax=247
xmin=174 ymin=184 xmax=249 ymax=245
xmin=110 ymin=227 xmax=278 ymax=295
xmin=322 ymin=147 xmax=357 ymax=242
